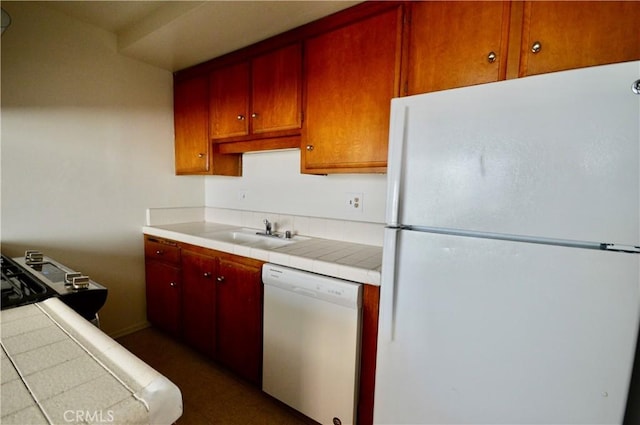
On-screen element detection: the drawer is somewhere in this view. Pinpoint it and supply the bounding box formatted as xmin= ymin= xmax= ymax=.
xmin=145 ymin=237 xmax=180 ymax=266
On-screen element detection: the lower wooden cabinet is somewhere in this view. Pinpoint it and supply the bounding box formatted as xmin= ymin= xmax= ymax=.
xmin=145 ymin=260 xmax=182 ymax=338
xmin=144 ymin=236 xmax=263 ymax=386
xmin=216 ymin=258 xmax=263 ymax=386
xmin=181 ymin=249 xmax=217 ymax=357
xmin=145 ymin=237 xmax=182 ymax=338
xmin=144 ymin=234 xmax=381 ymax=422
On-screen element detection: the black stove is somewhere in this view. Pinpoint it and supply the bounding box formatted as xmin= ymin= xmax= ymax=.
xmin=1 ymin=251 xmax=107 ymax=322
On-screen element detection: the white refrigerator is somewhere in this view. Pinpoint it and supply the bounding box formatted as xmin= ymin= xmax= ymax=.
xmin=375 ymin=61 xmax=640 ymax=424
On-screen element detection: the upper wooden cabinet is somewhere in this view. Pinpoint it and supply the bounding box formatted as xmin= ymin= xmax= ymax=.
xmin=209 ymin=43 xmax=302 ymax=142
xmin=407 ymin=1 xmax=640 ymax=94
xmin=175 ymin=0 xmax=640 ymax=175
xmin=252 ymin=43 xmax=302 ymax=135
xmin=407 ymin=1 xmax=511 ymax=95
xmin=174 ymin=76 xmax=209 ymax=174
xmin=174 ymin=75 xmax=241 ymax=176
xmin=209 ymin=62 xmax=250 ymax=139
xmin=301 ymin=5 xmax=403 ymax=174
xmin=517 ymin=1 xmax=640 ymax=77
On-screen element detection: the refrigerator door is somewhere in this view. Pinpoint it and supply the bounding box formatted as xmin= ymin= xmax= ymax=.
xmin=387 ymin=61 xmax=640 ymax=246
xmin=374 ymin=229 xmax=640 ymax=424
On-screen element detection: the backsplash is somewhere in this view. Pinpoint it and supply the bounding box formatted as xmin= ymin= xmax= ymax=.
xmin=204 ymin=150 xmax=388 ymax=224
xmin=146 ymin=207 xmax=384 ymax=247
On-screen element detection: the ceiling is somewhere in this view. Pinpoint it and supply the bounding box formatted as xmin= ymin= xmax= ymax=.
xmin=36 ymin=1 xmax=362 ymax=72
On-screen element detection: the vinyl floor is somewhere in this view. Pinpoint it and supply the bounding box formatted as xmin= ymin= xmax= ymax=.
xmin=117 ymin=327 xmax=316 ymax=425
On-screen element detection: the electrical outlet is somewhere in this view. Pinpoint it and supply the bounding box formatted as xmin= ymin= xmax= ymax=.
xmin=346 ymin=192 xmax=363 ymax=213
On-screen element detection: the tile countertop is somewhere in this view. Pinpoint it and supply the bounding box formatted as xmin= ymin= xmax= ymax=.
xmin=1 ymin=298 xmax=182 ymax=424
xmin=143 ymin=222 xmax=382 ymax=285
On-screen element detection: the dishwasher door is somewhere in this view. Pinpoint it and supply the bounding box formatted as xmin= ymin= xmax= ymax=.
xmin=262 ymin=264 xmax=363 ymax=425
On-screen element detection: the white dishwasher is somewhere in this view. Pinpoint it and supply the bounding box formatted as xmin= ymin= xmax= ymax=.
xmin=262 ymin=264 xmax=362 ymax=425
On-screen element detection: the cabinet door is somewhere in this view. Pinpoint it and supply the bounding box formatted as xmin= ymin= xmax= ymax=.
xmin=302 ymin=6 xmax=403 ymax=174
xmin=181 ymin=250 xmax=217 ymax=357
xmin=210 ymin=62 xmax=250 ymax=139
xmin=174 ymin=76 xmax=209 ymax=174
xmin=216 ymin=259 xmax=263 ymax=385
xmin=145 ymin=261 xmax=182 ymax=338
xmin=519 ymin=1 xmax=640 ymax=77
xmin=251 ymin=43 xmax=302 ymax=134
xmin=408 ymin=1 xmax=510 ymax=95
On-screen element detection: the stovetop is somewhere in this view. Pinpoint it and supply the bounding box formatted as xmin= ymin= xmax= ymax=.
xmin=1 ymin=254 xmax=57 ymax=308
xmin=1 ymin=251 xmax=108 ymax=320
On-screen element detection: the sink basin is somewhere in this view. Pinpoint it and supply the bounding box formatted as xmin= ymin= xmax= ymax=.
xmin=203 ymin=228 xmax=306 ymax=249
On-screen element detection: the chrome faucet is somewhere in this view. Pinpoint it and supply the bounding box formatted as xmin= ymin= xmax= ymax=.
xmin=263 ymin=219 xmax=272 ymax=235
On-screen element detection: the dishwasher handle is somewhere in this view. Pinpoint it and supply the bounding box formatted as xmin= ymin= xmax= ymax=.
xmin=292 ymin=287 xmax=318 ymax=298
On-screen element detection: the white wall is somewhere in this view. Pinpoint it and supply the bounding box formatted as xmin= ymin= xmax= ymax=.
xmin=0 ymin=3 xmax=203 ymax=336
xmin=205 ymin=150 xmax=387 ymax=224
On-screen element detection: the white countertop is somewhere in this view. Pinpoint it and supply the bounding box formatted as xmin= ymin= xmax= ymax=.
xmin=143 ymin=222 xmax=382 ymax=285
xmin=1 ymin=298 xmax=182 ymax=424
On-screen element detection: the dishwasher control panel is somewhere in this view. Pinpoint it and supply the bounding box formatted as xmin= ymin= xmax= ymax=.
xmin=262 ymin=264 xmax=362 ymax=309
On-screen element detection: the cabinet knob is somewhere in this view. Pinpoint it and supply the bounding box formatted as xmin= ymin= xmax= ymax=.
xmin=487 ymin=51 xmax=497 ymax=63
xmin=170 ymin=282 xmax=177 ymax=287
xmin=198 ymin=153 xmax=205 ymax=158
xmin=251 ymin=112 xmax=258 ymax=119
xmin=632 ymin=79 xmax=640 ymax=95
xmin=156 ymin=250 xmax=164 ymax=255
xmin=203 ymin=272 xmax=212 ymax=278
xmin=531 ymin=41 xmax=542 ymax=54
xmin=216 ymin=276 xmax=225 ymax=283
xmin=306 ymin=145 xmax=314 ymax=151
xmin=237 ymin=114 xmax=245 ymax=120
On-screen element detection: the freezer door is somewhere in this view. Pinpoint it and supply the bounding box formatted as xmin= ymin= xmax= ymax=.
xmin=387 ymin=61 xmax=640 ymax=246
xmin=374 ymin=230 xmax=640 ymax=424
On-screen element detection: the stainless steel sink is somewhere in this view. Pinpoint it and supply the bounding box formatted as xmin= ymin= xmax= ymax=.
xmin=203 ymin=228 xmax=307 ymax=249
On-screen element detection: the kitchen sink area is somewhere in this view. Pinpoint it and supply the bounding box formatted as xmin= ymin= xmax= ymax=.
xmin=142 ymin=210 xmax=383 ymax=285
xmin=202 ymin=227 xmax=309 ymax=249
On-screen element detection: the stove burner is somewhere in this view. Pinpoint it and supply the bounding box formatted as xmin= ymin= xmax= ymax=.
xmin=1 ymin=255 xmax=57 ymax=308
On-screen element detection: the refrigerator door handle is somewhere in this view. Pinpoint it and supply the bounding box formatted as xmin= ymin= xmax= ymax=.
xmin=380 ymin=228 xmax=399 ymax=342
xmin=600 ymin=243 xmax=640 ymax=254
xmin=385 ymin=104 xmax=409 ymax=227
